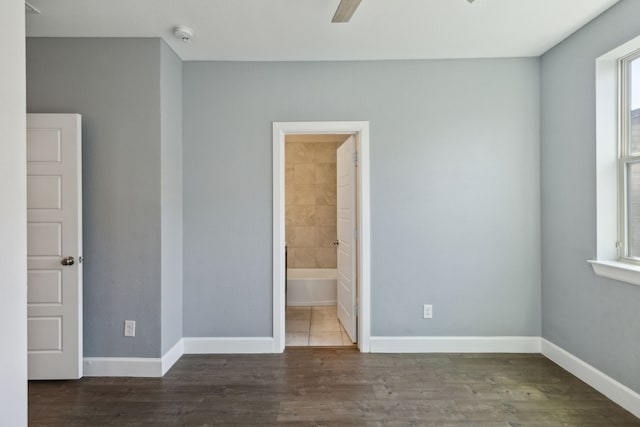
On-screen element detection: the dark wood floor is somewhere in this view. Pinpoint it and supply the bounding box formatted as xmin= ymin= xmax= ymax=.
xmin=29 ymin=348 xmax=639 ymax=426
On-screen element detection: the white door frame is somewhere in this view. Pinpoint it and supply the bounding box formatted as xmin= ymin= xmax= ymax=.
xmin=272 ymin=121 xmax=371 ymax=353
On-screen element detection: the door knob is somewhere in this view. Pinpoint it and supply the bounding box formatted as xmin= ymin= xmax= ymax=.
xmin=61 ymin=256 xmax=75 ymax=266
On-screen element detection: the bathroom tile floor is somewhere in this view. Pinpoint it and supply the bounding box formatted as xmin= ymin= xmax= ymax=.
xmin=285 ymin=305 xmax=356 ymax=347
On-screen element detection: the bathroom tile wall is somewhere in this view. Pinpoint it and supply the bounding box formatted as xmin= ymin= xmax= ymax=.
xmin=285 ymin=140 xmax=338 ymax=268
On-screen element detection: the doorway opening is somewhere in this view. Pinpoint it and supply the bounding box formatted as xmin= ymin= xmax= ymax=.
xmin=273 ymin=122 xmax=371 ymax=352
xmin=284 ymin=134 xmax=353 ymax=347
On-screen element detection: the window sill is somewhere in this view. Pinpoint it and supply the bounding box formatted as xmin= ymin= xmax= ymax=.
xmin=588 ymin=260 xmax=640 ymax=287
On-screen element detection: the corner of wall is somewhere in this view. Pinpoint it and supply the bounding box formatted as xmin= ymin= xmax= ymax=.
xmin=160 ymin=35 xmax=184 ymax=355
xmin=0 ymin=0 xmax=27 ymax=425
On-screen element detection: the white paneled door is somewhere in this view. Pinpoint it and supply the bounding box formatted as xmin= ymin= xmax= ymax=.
xmin=336 ymin=135 xmax=357 ymax=343
xmin=27 ymin=114 xmax=83 ymax=380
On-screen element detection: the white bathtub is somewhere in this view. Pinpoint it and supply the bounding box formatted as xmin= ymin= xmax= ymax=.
xmin=287 ymin=268 xmax=337 ymax=306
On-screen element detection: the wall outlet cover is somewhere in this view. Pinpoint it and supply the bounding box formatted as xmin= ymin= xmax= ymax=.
xmin=423 ymin=304 xmax=433 ymax=319
xmin=124 ymin=320 xmax=136 ymax=337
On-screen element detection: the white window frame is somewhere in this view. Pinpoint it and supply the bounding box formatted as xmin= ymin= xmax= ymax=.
xmin=618 ymin=49 xmax=640 ymax=264
xmin=589 ymin=35 xmax=640 ymax=287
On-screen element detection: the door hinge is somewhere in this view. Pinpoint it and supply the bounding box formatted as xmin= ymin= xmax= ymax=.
xmin=354 ymin=303 xmax=358 ymax=315
xmin=616 ymin=241 xmax=622 ymax=249
xmin=353 ymin=151 xmax=358 ymax=166
xmin=354 ymin=227 xmax=358 ymax=240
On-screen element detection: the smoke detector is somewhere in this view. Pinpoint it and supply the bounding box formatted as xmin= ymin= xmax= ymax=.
xmin=173 ymin=26 xmax=194 ymax=43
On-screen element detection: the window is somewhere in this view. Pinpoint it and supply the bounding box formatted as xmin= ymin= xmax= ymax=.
xmin=619 ymin=52 xmax=640 ymax=262
xmin=590 ymin=35 xmax=640 ymax=286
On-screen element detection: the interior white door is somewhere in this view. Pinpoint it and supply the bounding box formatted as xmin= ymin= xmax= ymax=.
xmin=336 ymin=135 xmax=357 ymax=343
xmin=27 ymin=114 xmax=83 ymax=380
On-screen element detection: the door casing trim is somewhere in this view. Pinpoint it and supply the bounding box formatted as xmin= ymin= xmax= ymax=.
xmin=272 ymin=121 xmax=371 ymax=352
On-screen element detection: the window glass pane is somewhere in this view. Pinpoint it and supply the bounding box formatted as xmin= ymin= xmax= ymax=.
xmin=627 ymin=162 xmax=640 ymax=258
xmin=630 ymin=57 xmax=640 ymax=154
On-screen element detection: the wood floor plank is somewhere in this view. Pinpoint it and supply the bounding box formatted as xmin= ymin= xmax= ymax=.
xmin=28 ymin=348 xmax=640 ymax=426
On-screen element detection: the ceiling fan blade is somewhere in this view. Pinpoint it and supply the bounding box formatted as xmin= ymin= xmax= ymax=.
xmin=332 ymin=0 xmax=362 ymax=23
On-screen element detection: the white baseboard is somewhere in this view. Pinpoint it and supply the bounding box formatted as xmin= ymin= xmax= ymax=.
xmin=183 ymin=337 xmax=275 ymax=354
xmin=83 ymin=338 xmax=184 ymax=377
xmin=541 ymin=338 xmax=640 ymax=418
xmin=84 ymin=356 xmax=164 ymax=377
xmin=161 ymin=338 xmax=184 ymax=375
xmin=82 ymin=337 xmax=274 ymax=377
xmin=369 ymin=336 xmax=541 ymax=353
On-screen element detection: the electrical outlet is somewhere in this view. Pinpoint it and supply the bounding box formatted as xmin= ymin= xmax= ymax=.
xmin=124 ymin=320 xmax=136 ymax=337
xmin=423 ymin=304 xmax=433 ymax=319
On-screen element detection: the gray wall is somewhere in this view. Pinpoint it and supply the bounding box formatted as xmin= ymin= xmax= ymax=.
xmin=160 ymin=41 xmax=184 ymax=354
xmin=541 ymin=0 xmax=640 ymax=393
xmin=27 ymin=38 xmax=163 ymax=357
xmin=183 ymin=59 xmax=541 ymax=337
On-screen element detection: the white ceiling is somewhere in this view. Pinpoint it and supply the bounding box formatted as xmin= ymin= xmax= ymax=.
xmin=25 ymin=0 xmax=620 ymax=61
